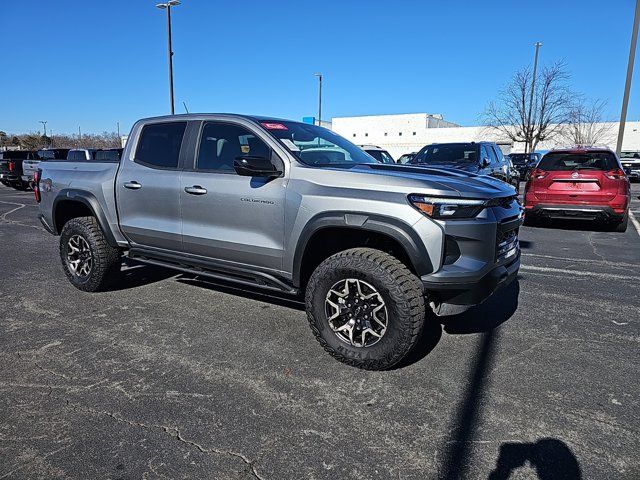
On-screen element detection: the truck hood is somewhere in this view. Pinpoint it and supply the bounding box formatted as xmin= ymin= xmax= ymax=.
xmin=325 ymin=163 xmax=516 ymax=198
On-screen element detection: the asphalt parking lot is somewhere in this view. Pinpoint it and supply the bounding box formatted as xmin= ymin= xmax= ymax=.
xmin=1 ymin=184 xmax=639 ymax=480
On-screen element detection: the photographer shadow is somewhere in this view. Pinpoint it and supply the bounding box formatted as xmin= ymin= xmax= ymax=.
xmin=488 ymin=438 xmax=581 ymax=480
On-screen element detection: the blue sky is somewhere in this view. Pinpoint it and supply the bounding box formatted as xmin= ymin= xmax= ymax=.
xmin=1 ymin=0 xmax=638 ymax=135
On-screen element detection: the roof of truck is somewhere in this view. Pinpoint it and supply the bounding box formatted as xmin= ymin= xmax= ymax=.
xmin=137 ymin=113 xmax=303 ymax=124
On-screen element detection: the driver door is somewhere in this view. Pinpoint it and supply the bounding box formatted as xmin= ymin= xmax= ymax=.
xmin=180 ymin=121 xmax=286 ymax=270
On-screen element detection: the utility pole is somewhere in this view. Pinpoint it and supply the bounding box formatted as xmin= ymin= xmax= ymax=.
xmin=117 ymin=122 xmax=120 ymax=138
xmin=526 ymin=42 xmax=542 ymax=154
xmin=314 ymin=73 xmax=323 ymax=127
xmin=156 ymin=1 xmax=181 ymax=115
xmin=78 ymin=126 xmax=82 ymax=147
xmin=617 ymin=0 xmax=640 ymax=155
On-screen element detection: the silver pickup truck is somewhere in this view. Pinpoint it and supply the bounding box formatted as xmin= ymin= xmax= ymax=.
xmin=37 ymin=114 xmax=522 ymax=369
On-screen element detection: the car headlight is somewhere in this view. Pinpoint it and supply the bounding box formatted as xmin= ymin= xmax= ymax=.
xmin=408 ymin=194 xmax=486 ymax=219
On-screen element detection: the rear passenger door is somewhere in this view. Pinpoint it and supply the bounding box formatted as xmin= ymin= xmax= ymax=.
xmin=117 ymin=121 xmax=187 ymax=251
xmin=179 ymin=120 xmax=286 ymax=271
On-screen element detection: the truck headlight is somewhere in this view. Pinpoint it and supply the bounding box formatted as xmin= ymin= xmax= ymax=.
xmin=408 ymin=194 xmax=486 ymax=219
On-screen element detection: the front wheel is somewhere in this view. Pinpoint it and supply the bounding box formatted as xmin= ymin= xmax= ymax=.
xmin=59 ymin=216 xmax=121 ymax=292
xmin=305 ymin=248 xmax=425 ymax=370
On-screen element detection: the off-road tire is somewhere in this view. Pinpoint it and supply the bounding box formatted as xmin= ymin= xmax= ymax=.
xmin=11 ymin=182 xmax=30 ymax=191
xmin=59 ymin=216 xmax=120 ymax=292
xmin=612 ymin=212 xmax=629 ymax=233
xmin=305 ymin=248 xmax=425 ymax=370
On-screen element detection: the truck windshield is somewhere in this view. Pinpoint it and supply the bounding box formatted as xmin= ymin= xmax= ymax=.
xmin=262 ymin=121 xmax=377 ymax=167
xmin=410 ymin=143 xmax=479 ymax=166
xmin=537 ymin=152 xmax=618 ymax=171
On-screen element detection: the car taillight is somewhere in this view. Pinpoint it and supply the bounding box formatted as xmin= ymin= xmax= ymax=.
xmin=604 ymin=169 xmax=626 ymax=180
xmin=8 ymin=161 xmax=14 ymax=171
xmin=529 ymin=168 xmax=548 ymax=180
xmin=34 ymin=169 xmax=41 ymax=203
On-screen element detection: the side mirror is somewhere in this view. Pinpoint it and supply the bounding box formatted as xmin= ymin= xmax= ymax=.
xmin=482 ymin=158 xmax=490 ymax=168
xmin=234 ymin=155 xmax=282 ymax=177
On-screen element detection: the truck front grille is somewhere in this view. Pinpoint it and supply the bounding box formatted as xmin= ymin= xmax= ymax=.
xmin=496 ymin=225 xmax=519 ymax=262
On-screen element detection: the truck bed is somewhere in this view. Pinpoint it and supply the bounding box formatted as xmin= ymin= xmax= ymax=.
xmin=38 ymin=160 xmax=122 ymax=241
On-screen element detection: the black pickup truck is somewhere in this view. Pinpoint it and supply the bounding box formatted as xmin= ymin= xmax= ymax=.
xmin=0 ymin=150 xmax=38 ymax=190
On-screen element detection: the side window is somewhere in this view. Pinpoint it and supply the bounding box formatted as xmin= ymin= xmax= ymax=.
xmin=135 ymin=122 xmax=187 ymax=169
xmin=484 ymin=145 xmax=497 ymax=166
xmin=196 ymin=122 xmax=270 ymax=172
xmin=491 ymin=145 xmax=505 ymax=165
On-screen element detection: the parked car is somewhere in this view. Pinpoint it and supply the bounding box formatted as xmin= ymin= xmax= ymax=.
xmin=619 ymin=151 xmax=640 ymax=182
xmin=0 ymin=150 xmax=38 ymax=190
xmin=523 ymin=147 xmax=630 ymax=231
xmin=38 ymin=114 xmax=522 ymax=370
xmin=409 ymin=142 xmax=515 ymax=184
xmin=397 ymin=152 xmax=418 ymax=164
xmin=22 ymin=149 xmax=71 ymax=188
xmin=94 ymin=148 xmax=123 ymax=162
xmin=359 ymin=145 xmax=395 ymax=164
xmin=67 ymin=149 xmax=100 ymax=161
xmin=508 ymin=153 xmax=542 ymax=181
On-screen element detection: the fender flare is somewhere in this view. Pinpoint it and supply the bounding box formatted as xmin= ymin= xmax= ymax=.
xmin=52 ymin=189 xmax=119 ymax=247
xmin=292 ymin=211 xmax=434 ymax=287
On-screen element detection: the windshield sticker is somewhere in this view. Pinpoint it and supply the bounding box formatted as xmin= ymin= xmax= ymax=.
xmin=241 ymin=145 xmax=250 ymax=154
xmin=261 ymin=122 xmax=288 ymax=130
xmin=281 ymin=139 xmax=300 ymax=152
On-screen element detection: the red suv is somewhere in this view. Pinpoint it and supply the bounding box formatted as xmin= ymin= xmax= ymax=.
xmin=523 ymin=148 xmax=630 ymax=232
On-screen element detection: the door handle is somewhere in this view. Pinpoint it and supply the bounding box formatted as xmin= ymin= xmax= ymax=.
xmin=184 ymin=185 xmax=207 ymax=195
xmin=123 ymin=181 xmax=142 ymax=190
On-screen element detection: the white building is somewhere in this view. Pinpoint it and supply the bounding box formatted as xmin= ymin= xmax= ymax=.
xmin=331 ymin=113 xmax=640 ymax=160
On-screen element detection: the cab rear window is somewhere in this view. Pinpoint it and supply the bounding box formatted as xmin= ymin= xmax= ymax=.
xmin=537 ymin=152 xmax=618 ymax=171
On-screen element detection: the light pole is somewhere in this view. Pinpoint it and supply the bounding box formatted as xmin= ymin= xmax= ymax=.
xmin=526 ymin=42 xmax=542 ymax=154
xmin=314 ymin=73 xmax=323 ymax=127
xmin=617 ymin=0 xmax=640 ymax=155
xmin=156 ymin=0 xmax=180 ymax=115
xmin=39 ymin=120 xmax=47 ymax=137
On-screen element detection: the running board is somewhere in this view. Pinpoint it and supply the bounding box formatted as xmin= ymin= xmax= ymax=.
xmin=127 ymin=249 xmax=298 ymax=295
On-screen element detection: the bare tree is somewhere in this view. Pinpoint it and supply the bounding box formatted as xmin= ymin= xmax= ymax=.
xmin=559 ymin=98 xmax=614 ymax=146
xmin=484 ymin=61 xmax=573 ymax=152
xmin=3 ymin=131 xmax=122 ymax=150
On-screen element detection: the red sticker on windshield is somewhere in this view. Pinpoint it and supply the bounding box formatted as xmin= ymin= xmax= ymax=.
xmin=261 ymin=122 xmax=288 ymax=130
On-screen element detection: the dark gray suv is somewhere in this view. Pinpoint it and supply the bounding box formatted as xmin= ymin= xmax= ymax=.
xmin=409 ymin=142 xmax=514 ymax=184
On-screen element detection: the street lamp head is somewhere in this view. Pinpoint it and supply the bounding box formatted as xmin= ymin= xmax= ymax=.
xmin=534 ymin=41 xmax=543 ymax=47
xmin=156 ymin=0 xmax=180 ymax=9
xmin=313 ymin=72 xmax=322 ymax=78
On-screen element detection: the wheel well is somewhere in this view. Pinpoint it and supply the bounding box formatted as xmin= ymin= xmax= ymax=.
xmin=54 ymin=200 xmax=93 ymax=232
xmin=298 ymin=227 xmax=415 ymax=288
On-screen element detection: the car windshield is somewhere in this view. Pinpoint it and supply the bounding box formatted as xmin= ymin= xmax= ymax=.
xmin=509 ymin=153 xmax=540 ymax=165
xmin=620 ymin=151 xmax=640 ymax=159
xmin=410 ymin=143 xmax=479 ymax=166
xmin=537 ymin=152 xmax=618 ymax=171
xmin=262 ymin=121 xmax=377 ymax=167
xmin=398 ymin=154 xmax=414 ymax=164
xmin=366 ymin=149 xmax=394 ymax=164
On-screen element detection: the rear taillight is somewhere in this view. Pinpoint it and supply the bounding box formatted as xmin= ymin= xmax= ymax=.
xmin=604 ymin=169 xmax=626 ymax=180
xmin=8 ymin=161 xmax=14 ymax=172
xmin=529 ymin=168 xmax=548 ymax=180
xmin=34 ymin=169 xmax=41 ymax=203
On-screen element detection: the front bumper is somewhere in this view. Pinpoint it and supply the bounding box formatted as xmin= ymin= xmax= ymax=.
xmin=526 ymin=204 xmax=624 ymax=221
xmin=422 ymin=253 xmax=520 ymax=306
xmin=421 ymin=199 xmax=523 ymax=306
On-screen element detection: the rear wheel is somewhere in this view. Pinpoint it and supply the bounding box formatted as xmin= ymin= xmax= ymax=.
xmin=11 ymin=182 xmax=30 ymax=191
xmin=305 ymin=248 xmax=425 ymax=370
xmin=612 ymin=212 xmax=629 ymax=233
xmin=59 ymin=216 xmax=121 ymax=292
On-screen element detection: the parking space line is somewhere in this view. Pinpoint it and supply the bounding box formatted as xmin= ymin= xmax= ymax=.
xmin=629 ymin=211 xmax=640 ymax=238
xmin=520 ymin=264 xmax=640 ymax=281
xmin=521 ymin=252 xmax=640 ymax=268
